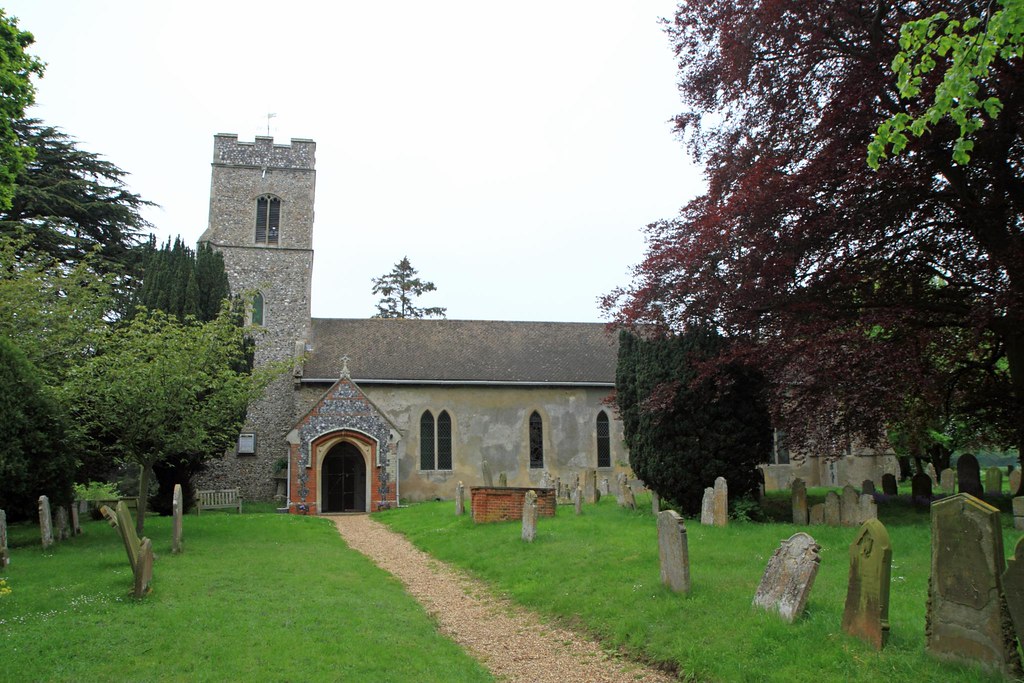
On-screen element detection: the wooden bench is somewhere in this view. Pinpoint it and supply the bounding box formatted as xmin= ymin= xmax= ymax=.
xmin=196 ymin=488 xmax=242 ymax=515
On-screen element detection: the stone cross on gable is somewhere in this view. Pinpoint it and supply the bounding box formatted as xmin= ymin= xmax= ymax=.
xmin=340 ymin=355 xmax=351 ymax=379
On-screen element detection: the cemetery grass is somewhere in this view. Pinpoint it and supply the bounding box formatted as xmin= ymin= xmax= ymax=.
xmin=378 ymin=496 xmax=1020 ymax=683
xmin=0 ymin=512 xmax=492 ymax=683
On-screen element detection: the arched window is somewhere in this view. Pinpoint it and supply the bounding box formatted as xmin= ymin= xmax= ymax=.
xmin=420 ymin=410 xmax=454 ymax=471
xmin=420 ymin=410 xmax=435 ymax=471
xmin=596 ymin=411 xmax=610 ymax=468
xmin=437 ymin=411 xmax=452 ymax=470
xmin=529 ymin=411 xmax=543 ymax=469
xmin=255 ymin=195 xmax=281 ymax=245
xmin=251 ymin=291 xmax=264 ymax=326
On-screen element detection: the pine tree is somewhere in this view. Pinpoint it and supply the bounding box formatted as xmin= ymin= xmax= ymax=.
xmin=371 ymin=256 xmax=447 ymax=319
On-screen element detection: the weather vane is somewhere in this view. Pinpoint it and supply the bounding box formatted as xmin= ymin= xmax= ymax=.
xmin=266 ymin=112 xmax=276 ymax=136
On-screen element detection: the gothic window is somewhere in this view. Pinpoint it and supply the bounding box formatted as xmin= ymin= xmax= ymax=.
xmin=251 ymin=291 xmax=264 ymax=326
xmin=529 ymin=411 xmax=543 ymax=469
xmin=596 ymin=411 xmax=610 ymax=468
xmin=420 ymin=411 xmax=435 ymax=471
xmin=437 ymin=411 xmax=452 ymax=470
xmin=420 ymin=410 xmax=454 ymax=471
xmin=255 ymin=195 xmax=281 ymax=245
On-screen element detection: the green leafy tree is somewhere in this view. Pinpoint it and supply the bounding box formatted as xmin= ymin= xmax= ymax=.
xmin=371 ymin=256 xmax=447 ymax=319
xmin=134 ymin=236 xmax=230 ymax=323
xmin=0 ymin=14 xmax=44 ymax=212
xmin=615 ymin=328 xmax=772 ymax=516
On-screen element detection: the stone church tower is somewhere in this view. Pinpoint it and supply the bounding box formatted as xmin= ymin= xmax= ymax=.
xmin=197 ymin=134 xmax=316 ymax=501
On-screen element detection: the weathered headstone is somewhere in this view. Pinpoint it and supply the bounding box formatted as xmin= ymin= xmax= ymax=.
xmin=809 ymin=504 xmax=824 ymax=525
xmin=539 ymin=470 xmax=552 ymax=489
xmin=115 ymin=501 xmax=142 ymax=571
xmin=521 ymin=490 xmax=538 ymax=542
xmin=54 ymin=506 xmax=69 ymax=541
xmin=881 ymin=473 xmax=898 ymax=496
xmin=574 ymin=485 xmax=582 ymax=516
xmin=455 ymin=481 xmax=465 ymax=516
xmin=481 ymin=460 xmax=493 ymax=487
xmin=99 ymin=504 xmax=118 ymax=527
xmin=700 ymin=488 xmax=714 ymax=526
xmin=842 ymin=519 xmax=892 ymax=649
xmin=985 ymin=466 xmax=1003 ymax=497
xmin=134 ymin=537 xmax=155 ymax=598
xmin=752 ymin=532 xmax=821 ymax=623
xmin=859 ymin=494 xmax=878 ymax=524
xmin=840 ymin=484 xmax=859 ymax=526
xmin=861 ymin=479 xmax=876 ymax=496
xmin=38 ymin=495 xmax=53 ymax=548
xmin=1014 ymin=497 xmax=1024 ymax=531
xmin=1002 ymin=537 xmax=1024 ymax=652
xmin=498 ymin=472 xmax=508 ymax=488
xmin=927 ymin=462 xmax=939 ymax=486
xmin=583 ymin=469 xmax=598 ymax=504
xmin=651 ymin=491 xmax=660 ymax=515
xmin=713 ymin=477 xmax=728 ymax=527
xmin=0 ymin=509 xmax=8 ymax=568
xmin=70 ymin=503 xmax=81 ymax=536
xmin=824 ymin=491 xmax=841 ymax=527
xmin=622 ymin=483 xmax=636 ymax=511
xmin=657 ymin=510 xmax=690 ymax=594
xmin=926 ymin=494 xmax=1021 ymax=676
xmin=1011 ymin=469 xmax=1022 ymax=497
xmin=791 ymin=478 xmax=808 ymax=525
xmin=172 ymin=483 xmax=183 ymax=554
xmin=598 ymin=477 xmax=610 ymax=496
xmin=939 ymin=468 xmax=956 ymax=495
xmin=911 ymin=472 xmax=933 ymax=503
xmin=956 ymin=453 xmax=983 ymax=498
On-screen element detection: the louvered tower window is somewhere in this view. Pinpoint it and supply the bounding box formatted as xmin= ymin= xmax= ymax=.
xmin=255 ymin=195 xmax=281 ymax=245
xmin=529 ymin=411 xmax=544 ymax=469
xmin=597 ymin=411 xmax=611 ymax=468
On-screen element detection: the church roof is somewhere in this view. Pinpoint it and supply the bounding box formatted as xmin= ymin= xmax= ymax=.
xmin=302 ymin=318 xmax=618 ymax=386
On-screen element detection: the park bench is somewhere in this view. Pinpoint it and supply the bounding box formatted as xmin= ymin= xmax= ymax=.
xmin=196 ymin=488 xmax=242 ymax=515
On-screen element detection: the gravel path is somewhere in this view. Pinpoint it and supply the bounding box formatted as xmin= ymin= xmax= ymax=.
xmin=330 ymin=514 xmax=677 ymax=683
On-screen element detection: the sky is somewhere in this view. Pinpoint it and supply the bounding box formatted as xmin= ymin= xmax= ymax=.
xmin=6 ymin=0 xmax=703 ymax=322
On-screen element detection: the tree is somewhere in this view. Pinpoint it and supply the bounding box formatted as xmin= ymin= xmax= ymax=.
xmin=63 ymin=306 xmax=272 ymax=533
xmin=133 ymin=236 xmax=230 ymax=323
xmin=605 ymin=1 xmax=1024 ymax=466
xmin=615 ymin=328 xmax=771 ymax=515
xmin=371 ymin=256 xmax=447 ymax=319
xmin=0 ymin=14 xmax=44 ymax=212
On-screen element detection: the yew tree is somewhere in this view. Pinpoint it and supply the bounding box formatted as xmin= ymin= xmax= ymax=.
xmin=606 ymin=1 xmax=1024 ymax=465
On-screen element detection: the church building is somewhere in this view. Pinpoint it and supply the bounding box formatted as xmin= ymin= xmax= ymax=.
xmin=196 ymin=134 xmax=628 ymax=512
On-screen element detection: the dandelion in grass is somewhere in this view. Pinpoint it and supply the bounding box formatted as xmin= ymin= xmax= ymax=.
xmin=0 ymin=578 xmax=10 ymax=598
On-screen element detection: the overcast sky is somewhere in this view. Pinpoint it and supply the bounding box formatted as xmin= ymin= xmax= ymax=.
xmin=7 ymin=0 xmax=702 ymax=322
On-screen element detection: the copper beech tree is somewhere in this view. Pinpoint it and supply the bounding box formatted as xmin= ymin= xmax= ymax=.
xmin=605 ymin=1 xmax=1024 ymax=471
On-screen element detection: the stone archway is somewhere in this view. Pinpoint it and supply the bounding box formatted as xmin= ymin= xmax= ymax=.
xmin=321 ymin=441 xmax=367 ymax=512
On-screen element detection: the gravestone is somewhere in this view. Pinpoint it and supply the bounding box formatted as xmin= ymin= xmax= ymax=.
xmin=926 ymin=494 xmax=1021 ymax=676
xmin=927 ymin=463 xmax=939 ymax=486
xmin=752 ymin=532 xmax=821 ymax=623
xmin=172 ymin=483 xmax=183 ymax=554
xmin=713 ymin=477 xmax=728 ymax=527
xmin=861 ymin=479 xmax=876 ymax=496
xmin=55 ymin=506 xmax=69 ymax=541
xmin=657 ymin=510 xmax=690 ymax=594
xmin=99 ymin=504 xmax=118 ymax=527
xmin=840 ymin=485 xmax=859 ymax=526
xmin=498 ymin=473 xmax=508 ymax=488
xmin=112 ymin=500 xmax=155 ymax=598
xmin=824 ymin=491 xmax=841 ymax=527
xmin=842 ymin=519 xmax=892 ymax=649
xmin=985 ymin=466 xmax=1003 ymax=497
xmin=652 ymin=491 xmax=660 ymax=515
xmin=1015 ymin=497 xmax=1024 ymax=531
xmin=521 ymin=490 xmax=538 ymax=543
xmin=134 ymin=537 xmax=155 ymax=598
xmin=939 ymin=468 xmax=956 ymax=495
xmin=38 ymin=495 xmax=53 ymax=548
xmin=622 ymin=483 xmax=636 ymax=511
xmin=791 ymin=478 xmax=808 ymax=525
xmin=0 ymin=509 xmax=8 ymax=568
xmin=70 ymin=503 xmax=81 ymax=536
xmin=583 ymin=469 xmax=598 ymax=503
xmin=881 ymin=473 xmax=898 ymax=496
xmin=700 ymin=488 xmax=714 ymax=526
xmin=481 ymin=460 xmax=493 ymax=487
xmin=455 ymin=481 xmax=465 ymax=516
xmin=599 ymin=477 xmax=610 ymax=496
xmin=911 ymin=472 xmax=933 ymax=503
xmin=809 ymin=504 xmax=824 ymax=525
xmin=575 ymin=486 xmax=582 ymax=516
xmin=956 ymin=453 xmax=983 ymax=498
xmin=859 ymin=494 xmax=878 ymax=524
xmin=1003 ymin=537 xmax=1024 ymax=650
xmin=1011 ymin=469 xmax=1022 ymax=497
xmin=539 ymin=470 xmax=552 ymax=489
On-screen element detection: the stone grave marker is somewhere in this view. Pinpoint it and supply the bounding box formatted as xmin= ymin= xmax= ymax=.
xmin=455 ymin=481 xmax=465 ymax=516
xmin=791 ymin=478 xmax=808 ymax=525
xmin=599 ymin=477 xmax=610 ymax=496
xmin=1002 ymin=537 xmax=1024 ymax=650
xmin=700 ymin=488 xmax=714 ymax=526
xmin=841 ymin=519 xmax=892 ymax=649
xmin=824 ymin=491 xmax=841 ymax=526
xmin=55 ymin=506 xmax=69 ymax=541
xmin=172 ymin=484 xmax=183 ymax=554
xmin=1011 ymin=469 xmax=1022 ymax=497
xmin=713 ymin=477 xmax=728 ymax=527
xmin=134 ymin=538 xmax=155 ymax=599
xmin=985 ymin=466 xmax=1003 ymax=497
xmin=927 ymin=462 xmax=939 ymax=486
xmin=1015 ymin=497 xmax=1024 ymax=531
xmin=498 ymin=472 xmax=508 ymax=488
xmin=540 ymin=470 xmax=552 ymax=489
xmin=99 ymin=504 xmax=118 ymax=527
xmin=957 ymin=453 xmax=983 ymax=498
xmin=809 ymin=504 xmax=824 ymax=525
xmin=881 ymin=473 xmax=898 ymax=496
xmin=521 ymin=490 xmax=538 ymax=543
xmin=584 ymin=469 xmax=598 ymax=504
xmin=651 ymin=491 xmax=660 ymax=515
xmin=861 ymin=479 xmax=876 ymax=496
xmin=70 ymin=503 xmax=81 ymax=536
xmin=481 ymin=460 xmax=493 ymax=487
xmin=939 ymin=468 xmax=956 ymax=495
xmin=926 ymin=493 xmax=1021 ymax=676
xmin=622 ymin=483 xmax=636 ymax=510
xmin=113 ymin=500 xmax=155 ymax=598
xmin=657 ymin=510 xmax=690 ymax=594
xmin=0 ymin=509 xmax=8 ymax=568
xmin=752 ymin=532 xmax=821 ymax=623
xmin=859 ymin=494 xmax=878 ymax=524
xmin=840 ymin=485 xmax=859 ymax=526
xmin=911 ymin=472 xmax=933 ymax=503
xmin=575 ymin=486 xmax=582 ymax=515
xmin=38 ymin=495 xmax=53 ymax=548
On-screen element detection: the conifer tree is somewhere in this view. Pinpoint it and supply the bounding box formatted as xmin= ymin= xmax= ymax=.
xmin=371 ymin=256 xmax=447 ymax=319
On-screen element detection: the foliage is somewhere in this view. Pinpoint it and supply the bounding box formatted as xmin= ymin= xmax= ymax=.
xmin=605 ymin=1 xmax=1024 ymax=460
xmin=870 ymin=0 xmax=1024 ymax=167
xmin=71 ymin=481 xmax=122 ymax=501
xmin=0 ymin=14 xmax=43 ymax=212
xmin=371 ymin=256 xmax=447 ymax=318
xmin=615 ymin=328 xmax=771 ymax=515
xmin=0 ymin=335 xmax=74 ymax=521
xmin=132 ymin=236 xmax=230 ymax=323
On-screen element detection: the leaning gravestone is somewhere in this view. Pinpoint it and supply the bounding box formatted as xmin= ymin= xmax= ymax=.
xmin=521 ymin=490 xmax=538 ymax=543
xmin=172 ymin=483 xmax=184 ymax=554
xmin=985 ymin=466 xmax=1003 ymax=497
xmin=0 ymin=509 xmax=8 ymax=568
xmin=38 ymin=495 xmax=53 ymax=549
xmin=840 ymin=485 xmax=859 ymax=526
xmin=939 ymin=468 xmax=956 ymax=495
xmin=752 ymin=532 xmax=821 ymax=623
xmin=1002 ymin=537 xmax=1024 ymax=650
xmin=927 ymin=463 xmax=939 ymax=486
xmin=861 ymin=479 xmax=876 ymax=496
xmin=455 ymin=481 xmax=465 ymax=516
xmin=809 ymin=504 xmax=824 ymax=525
xmin=700 ymin=488 xmax=714 ymax=526
xmin=55 ymin=506 xmax=69 ymax=541
xmin=842 ymin=519 xmax=892 ymax=649
xmin=957 ymin=453 xmax=983 ymax=498
xmin=824 ymin=491 xmax=841 ymax=527
xmin=113 ymin=501 xmax=155 ymax=598
xmin=791 ymin=478 xmax=808 ymax=525
xmin=926 ymin=494 xmax=1021 ymax=676
xmin=713 ymin=477 xmax=728 ymax=527
xmin=657 ymin=510 xmax=690 ymax=594
xmin=911 ymin=472 xmax=933 ymax=504
xmin=881 ymin=473 xmax=898 ymax=496
xmin=1014 ymin=497 xmax=1024 ymax=531
xmin=1011 ymin=469 xmax=1022 ymax=497
xmin=481 ymin=460 xmax=494 ymax=487
xmin=859 ymin=494 xmax=878 ymax=524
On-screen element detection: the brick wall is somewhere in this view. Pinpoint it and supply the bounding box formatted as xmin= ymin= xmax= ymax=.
xmin=470 ymin=487 xmax=557 ymax=523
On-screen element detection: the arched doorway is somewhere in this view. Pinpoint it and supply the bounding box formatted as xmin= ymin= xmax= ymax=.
xmin=321 ymin=441 xmax=366 ymax=512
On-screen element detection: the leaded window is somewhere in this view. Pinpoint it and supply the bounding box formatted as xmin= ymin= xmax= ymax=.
xmin=255 ymin=195 xmax=281 ymax=245
xmin=420 ymin=410 xmax=454 ymax=471
xmin=529 ymin=411 xmax=543 ymax=469
xmin=437 ymin=411 xmax=452 ymax=470
xmin=420 ymin=411 xmax=435 ymax=470
xmin=596 ymin=411 xmax=610 ymax=468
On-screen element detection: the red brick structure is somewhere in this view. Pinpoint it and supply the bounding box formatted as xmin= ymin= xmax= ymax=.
xmin=470 ymin=487 xmax=556 ymax=523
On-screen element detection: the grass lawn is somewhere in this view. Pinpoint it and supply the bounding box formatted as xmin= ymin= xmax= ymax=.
xmin=0 ymin=510 xmax=492 ymax=682
xmin=377 ymin=492 xmax=1022 ymax=683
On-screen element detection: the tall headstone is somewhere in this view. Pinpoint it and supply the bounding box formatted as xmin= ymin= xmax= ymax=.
xmin=861 ymin=479 xmax=876 ymax=496
xmin=1002 ymin=537 xmax=1024 ymax=650
xmin=791 ymin=478 xmax=808 ymax=525
xmin=521 ymin=490 xmax=538 ymax=543
xmin=133 ymin=537 xmax=154 ymax=598
xmin=985 ymin=466 xmax=1003 ymax=497
xmin=939 ymin=468 xmax=956 ymax=495
xmin=881 ymin=473 xmax=898 ymax=496
xmin=38 ymin=495 xmax=53 ymax=548
xmin=752 ymin=532 xmax=821 ymax=623
xmin=651 ymin=491 xmax=661 ymax=515
xmin=956 ymin=453 xmax=983 ymax=498
xmin=1014 ymin=497 xmax=1024 ymax=531
xmin=700 ymin=488 xmax=714 ymax=526
xmin=713 ymin=477 xmax=728 ymax=527
xmin=1011 ymin=469 xmax=1022 ymax=497
xmin=574 ymin=485 xmax=582 ymax=516
xmin=809 ymin=504 xmax=824 ymax=525
xmin=0 ymin=509 xmax=8 ymax=568
xmin=622 ymin=483 xmax=636 ymax=510
xmin=172 ymin=483 xmax=184 ymax=554
xmin=455 ymin=481 xmax=465 ymax=516
xmin=842 ymin=519 xmax=892 ymax=649
xmin=481 ymin=460 xmax=493 ymax=488
xmin=840 ymin=484 xmax=859 ymax=526
xmin=498 ymin=472 xmax=508 ymax=488
xmin=926 ymin=493 xmax=1021 ymax=676
xmin=657 ymin=510 xmax=690 ymax=594
xmin=583 ymin=469 xmax=598 ymax=504
xmin=859 ymin=494 xmax=878 ymax=524
xmin=926 ymin=462 xmax=939 ymax=486
xmin=70 ymin=503 xmax=81 ymax=536
xmin=824 ymin=491 xmax=841 ymax=526
xmin=911 ymin=472 xmax=933 ymax=503
xmin=54 ymin=506 xmax=69 ymax=541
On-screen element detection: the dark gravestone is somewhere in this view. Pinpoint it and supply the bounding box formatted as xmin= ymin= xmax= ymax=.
xmin=911 ymin=472 xmax=933 ymax=504
xmin=881 ymin=473 xmax=898 ymax=496
xmin=956 ymin=453 xmax=983 ymax=498
xmin=861 ymin=479 xmax=876 ymax=496
xmin=842 ymin=519 xmax=892 ymax=649
xmin=926 ymin=494 xmax=1021 ymax=676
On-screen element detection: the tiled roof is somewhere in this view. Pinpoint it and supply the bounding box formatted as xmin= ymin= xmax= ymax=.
xmin=302 ymin=318 xmax=618 ymax=385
